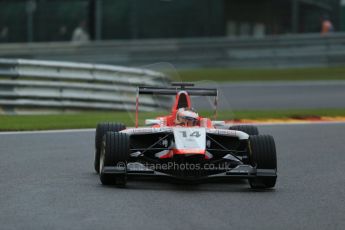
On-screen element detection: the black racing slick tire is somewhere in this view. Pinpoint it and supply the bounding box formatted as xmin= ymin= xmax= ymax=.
xmin=99 ymin=132 xmax=130 ymax=186
xmin=229 ymin=125 xmax=259 ymax=136
xmin=248 ymin=135 xmax=277 ymax=189
xmin=94 ymin=122 xmax=126 ymax=173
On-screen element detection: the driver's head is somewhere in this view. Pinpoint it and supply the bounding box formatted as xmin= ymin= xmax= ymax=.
xmin=176 ymin=108 xmax=199 ymax=126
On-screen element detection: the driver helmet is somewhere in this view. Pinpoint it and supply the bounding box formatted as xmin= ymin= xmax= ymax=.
xmin=175 ymin=107 xmax=199 ymax=126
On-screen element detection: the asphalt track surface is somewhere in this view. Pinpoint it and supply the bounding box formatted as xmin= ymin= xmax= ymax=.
xmin=1 ymin=124 xmax=345 ymax=230
xmin=192 ymin=81 xmax=345 ymax=110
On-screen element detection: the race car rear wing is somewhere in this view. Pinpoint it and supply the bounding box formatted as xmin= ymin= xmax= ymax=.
xmin=135 ymin=83 xmax=219 ymax=127
xmin=139 ymin=84 xmax=218 ymax=96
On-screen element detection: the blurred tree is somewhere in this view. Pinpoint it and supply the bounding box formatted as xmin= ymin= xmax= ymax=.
xmin=0 ymin=1 xmax=27 ymax=42
xmin=34 ymin=0 xmax=88 ymax=42
xmin=0 ymin=0 xmax=341 ymax=43
xmin=341 ymin=0 xmax=345 ymax=31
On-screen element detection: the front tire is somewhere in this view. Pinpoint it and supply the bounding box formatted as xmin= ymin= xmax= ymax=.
xmin=229 ymin=125 xmax=259 ymax=135
xmin=99 ymin=132 xmax=130 ymax=186
xmin=248 ymin=135 xmax=277 ymax=189
xmin=94 ymin=122 xmax=126 ymax=173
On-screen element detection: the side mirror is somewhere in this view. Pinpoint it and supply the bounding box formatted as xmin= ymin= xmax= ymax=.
xmin=212 ymin=121 xmax=226 ymax=126
xmin=145 ymin=119 xmax=161 ymax=126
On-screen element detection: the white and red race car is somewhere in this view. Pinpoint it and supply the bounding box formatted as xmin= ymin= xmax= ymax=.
xmin=94 ymin=83 xmax=277 ymax=189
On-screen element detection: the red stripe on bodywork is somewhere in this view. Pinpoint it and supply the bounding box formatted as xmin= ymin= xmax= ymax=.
xmin=173 ymin=149 xmax=205 ymax=154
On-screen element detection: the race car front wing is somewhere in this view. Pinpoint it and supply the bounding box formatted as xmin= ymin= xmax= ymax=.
xmin=102 ymin=164 xmax=277 ymax=180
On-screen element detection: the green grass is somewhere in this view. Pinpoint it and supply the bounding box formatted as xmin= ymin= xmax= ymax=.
xmin=1 ymin=108 xmax=345 ymax=131
xmin=0 ymin=112 xmax=169 ymax=131
xmin=176 ymin=67 xmax=345 ymax=82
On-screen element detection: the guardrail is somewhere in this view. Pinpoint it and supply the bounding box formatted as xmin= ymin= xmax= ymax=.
xmin=1 ymin=33 xmax=345 ymax=68
xmin=0 ymin=59 xmax=170 ymax=114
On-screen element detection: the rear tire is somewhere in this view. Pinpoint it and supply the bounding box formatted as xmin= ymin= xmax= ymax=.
xmin=230 ymin=125 xmax=259 ymax=135
xmin=248 ymin=135 xmax=277 ymax=189
xmin=94 ymin=122 xmax=126 ymax=173
xmin=99 ymin=132 xmax=130 ymax=186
